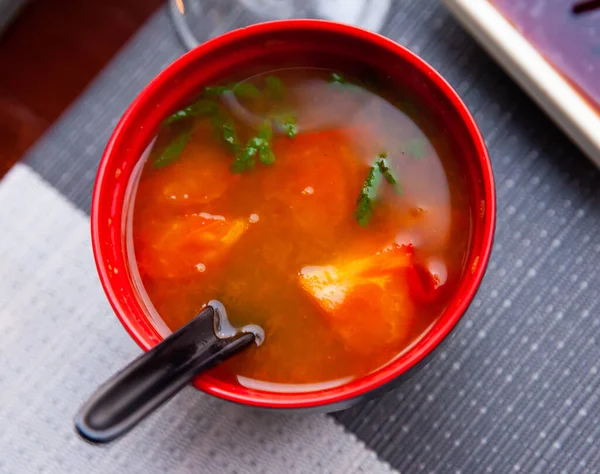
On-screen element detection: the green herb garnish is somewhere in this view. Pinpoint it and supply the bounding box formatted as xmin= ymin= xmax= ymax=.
xmin=404 ymin=138 xmax=426 ymax=158
xmin=329 ymin=70 xmax=384 ymax=95
xmin=257 ymin=121 xmax=275 ymax=165
xmin=274 ymin=113 xmax=297 ymax=138
xmin=204 ymin=85 xmax=229 ymax=97
xmin=354 ymin=154 xmax=401 ymax=226
xmin=153 ymin=129 xmax=191 ymax=169
xmin=231 ymin=121 xmax=275 ymax=172
xmin=231 ymin=82 xmax=261 ymax=99
xmin=210 ymin=111 xmax=242 ymax=156
xmin=221 ymin=119 xmax=241 ymax=152
xmin=329 ymin=72 xmax=347 ymax=84
xmin=158 ymin=76 xmax=297 ymax=171
xmin=265 ymin=76 xmax=284 ymax=100
xmin=231 ymin=143 xmax=257 ymax=173
xmin=355 ymin=165 xmax=381 ymax=227
xmin=205 ymin=82 xmax=261 ymax=100
xmin=262 ymin=120 xmax=273 ymax=139
xmin=163 ymin=99 xmax=218 ymax=125
xmin=376 ymin=154 xmax=398 ymax=185
xmin=259 ymin=144 xmax=275 ymax=165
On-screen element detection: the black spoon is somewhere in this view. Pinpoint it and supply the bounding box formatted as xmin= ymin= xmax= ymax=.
xmin=74 ymin=301 xmax=263 ymax=444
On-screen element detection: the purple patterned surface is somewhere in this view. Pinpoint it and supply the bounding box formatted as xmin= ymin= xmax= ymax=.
xmin=491 ymin=0 xmax=600 ymax=109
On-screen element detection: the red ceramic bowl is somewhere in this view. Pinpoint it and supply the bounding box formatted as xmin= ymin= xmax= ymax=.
xmin=91 ymin=20 xmax=495 ymax=412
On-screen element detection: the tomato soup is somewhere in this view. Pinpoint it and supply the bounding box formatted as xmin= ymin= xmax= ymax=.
xmin=130 ymin=68 xmax=472 ymax=392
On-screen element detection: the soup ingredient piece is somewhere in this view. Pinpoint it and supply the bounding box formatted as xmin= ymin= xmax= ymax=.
xmin=159 ymin=78 xmax=292 ymax=170
xmin=355 ymin=154 xmax=401 ymax=227
xmin=330 ymin=281 xmax=412 ymax=353
xmin=355 ymin=164 xmax=381 ymax=227
xmin=137 ymin=213 xmax=249 ymax=279
xmin=265 ymin=76 xmax=285 ymax=100
xmin=329 ymin=70 xmax=382 ymax=93
xmin=403 ymin=138 xmax=426 ymax=159
xmin=153 ymin=129 xmax=192 ymax=169
xmin=263 ymin=130 xmax=361 ymax=235
xmin=376 ymin=155 xmax=398 ymax=185
xmin=257 ymin=125 xmax=276 ymax=165
xmin=407 ymin=259 xmax=446 ymax=304
xmin=298 ymin=244 xmax=415 ymax=352
xmin=299 ymin=244 xmax=413 ymax=311
xmin=212 ymin=114 xmax=242 ymax=156
xmin=205 ymin=82 xmax=261 ymax=100
xmin=329 ymin=72 xmax=347 ymax=84
xmin=231 ymin=82 xmax=262 ymax=100
xmin=259 ymin=143 xmax=276 ymax=165
xmin=273 ymin=113 xmax=297 ymax=138
xmin=163 ymin=99 xmax=218 ymax=125
xmin=232 ymin=142 xmax=257 ymax=173
xmin=232 ymin=122 xmax=274 ymax=173
xmin=141 ymin=124 xmax=240 ymax=205
xmin=221 ymin=119 xmax=240 ymax=152
xmin=161 ymin=75 xmax=294 ymax=154
xmin=204 ymin=85 xmax=229 ymax=97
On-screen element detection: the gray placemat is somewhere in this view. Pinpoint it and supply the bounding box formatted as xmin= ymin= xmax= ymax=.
xmin=17 ymin=2 xmax=600 ymax=473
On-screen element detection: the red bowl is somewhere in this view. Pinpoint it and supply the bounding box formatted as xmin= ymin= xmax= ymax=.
xmin=91 ymin=20 xmax=495 ymax=412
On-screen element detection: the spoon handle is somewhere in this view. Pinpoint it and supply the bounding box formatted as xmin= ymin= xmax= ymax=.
xmin=74 ymin=305 xmax=255 ymax=444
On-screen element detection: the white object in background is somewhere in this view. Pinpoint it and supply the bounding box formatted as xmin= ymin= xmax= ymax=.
xmin=170 ymin=0 xmax=391 ymax=51
xmin=443 ymin=0 xmax=600 ymax=167
xmin=314 ymin=0 xmax=391 ymax=33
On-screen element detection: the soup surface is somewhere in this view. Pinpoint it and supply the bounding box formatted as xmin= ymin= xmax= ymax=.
xmin=131 ymin=68 xmax=472 ymax=392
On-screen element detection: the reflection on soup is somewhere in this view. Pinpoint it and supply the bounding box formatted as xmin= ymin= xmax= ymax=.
xmin=131 ymin=68 xmax=472 ymax=391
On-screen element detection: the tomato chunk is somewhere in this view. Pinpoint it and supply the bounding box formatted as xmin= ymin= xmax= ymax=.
xmin=136 ymin=213 xmax=248 ymax=279
xmin=138 ymin=124 xmax=240 ymax=209
xmin=298 ymin=244 xmax=415 ymax=353
xmin=262 ymin=130 xmax=364 ymax=238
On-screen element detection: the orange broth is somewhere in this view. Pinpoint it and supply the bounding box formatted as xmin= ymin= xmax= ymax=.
xmin=131 ymin=68 xmax=472 ymax=392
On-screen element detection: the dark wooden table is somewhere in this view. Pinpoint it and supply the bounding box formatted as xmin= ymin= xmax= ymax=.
xmin=0 ymin=0 xmax=163 ymax=178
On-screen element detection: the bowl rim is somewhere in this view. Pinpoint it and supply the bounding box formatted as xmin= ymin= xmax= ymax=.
xmin=91 ymin=18 xmax=496 ymax=409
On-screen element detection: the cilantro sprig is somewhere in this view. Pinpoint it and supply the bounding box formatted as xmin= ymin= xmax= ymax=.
xmin=153 ymin=127 xmax=193 ymax=169
xmin=265 ymin=76 xmax=285 ymax=100
xmin=231 ymin=122 xmax=274 ymax=173
xmin=355 ymin=164 xmax=382 ymax=227
xmin=163 ymin=99 xmax=217 ymax=125
xmin=273 ymin=113 xmax=297 ymax=138
xmin=155 ymin=75 xmax=295 ymax=170
xmin=355 ymin=153 xmax=401 ymax=227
